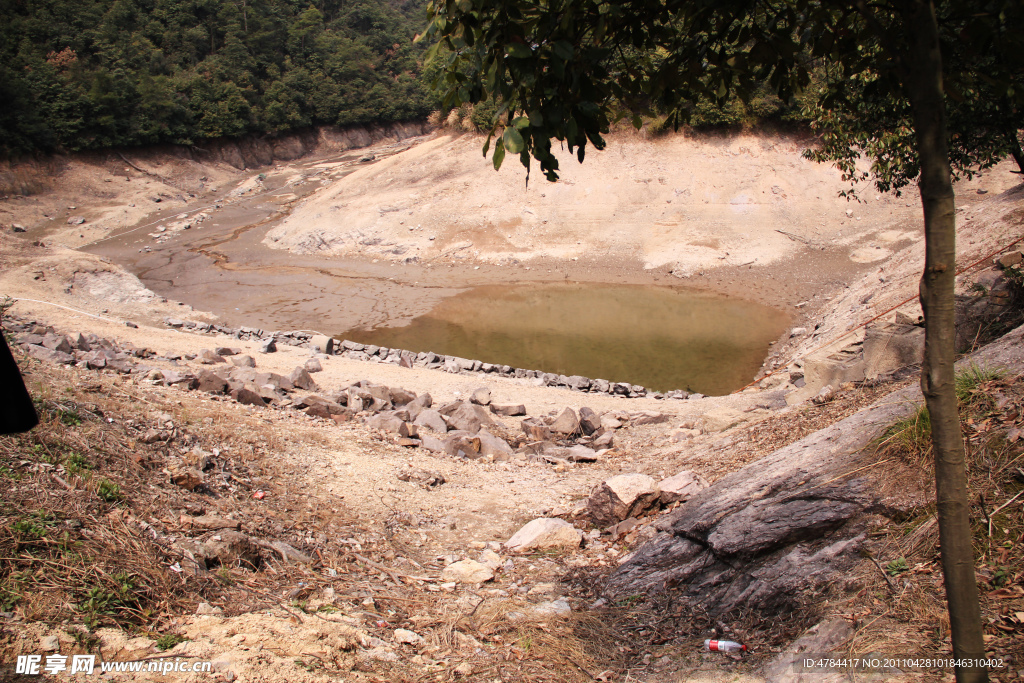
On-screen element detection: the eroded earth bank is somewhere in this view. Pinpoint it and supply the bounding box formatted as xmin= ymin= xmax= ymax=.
xmin=1 ymin=127 xmax=1023 ymax=682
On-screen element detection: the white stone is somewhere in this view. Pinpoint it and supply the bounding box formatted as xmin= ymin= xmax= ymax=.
xmin=504 ymin=517 xmax=582 ymax=553
xmin=441 ymin=559 xmax=494 ymax=583
xmin=394 ymin=628 xmax=425 ymax=645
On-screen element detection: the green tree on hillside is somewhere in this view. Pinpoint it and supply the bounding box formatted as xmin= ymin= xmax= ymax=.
xmin=424 ymin=2 xmax=1024 ymax=681
xmin=0 ymin=0 xmax=438 ymax=157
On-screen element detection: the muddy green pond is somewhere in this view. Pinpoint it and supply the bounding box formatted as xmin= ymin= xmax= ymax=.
xmin=343 ymin=283 xmax=789 ymax=396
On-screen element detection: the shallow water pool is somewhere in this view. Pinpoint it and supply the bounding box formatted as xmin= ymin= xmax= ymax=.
xmin=343 ymin=282 xmax=789 ymax=396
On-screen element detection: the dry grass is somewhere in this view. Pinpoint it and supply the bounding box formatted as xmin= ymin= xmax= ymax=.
xmin=0 ymin=346 xmax=641 ymax=682
xmin=844 ymin=372 xmax=1024 ymax=667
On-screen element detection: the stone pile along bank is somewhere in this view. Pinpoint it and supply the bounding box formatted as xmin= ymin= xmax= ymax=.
xmin=162 ymin=317 xmax=695 ymax=400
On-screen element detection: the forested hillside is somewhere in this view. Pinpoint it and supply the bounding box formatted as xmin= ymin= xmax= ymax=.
xmin=0 ymin=0 xmax=435 ymax=156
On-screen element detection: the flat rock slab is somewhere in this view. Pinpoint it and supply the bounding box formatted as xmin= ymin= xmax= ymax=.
xmin=504 ymin=517 xmax=583 ymax=553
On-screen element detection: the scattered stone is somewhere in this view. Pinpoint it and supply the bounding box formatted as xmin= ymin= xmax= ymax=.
xmin=592 ymin=432 xmax=614 ymax=448
xmin=202 ymin=530 xmax=261 ymax=569
xmin=578 ymin=407 xmax=601 ymax=435
xmin=478 ymin=549 xmax=502 ymax=570
xmin=812 ymin=384 xmax=836 ymax=405
xmin=521 ymin=418 xmax=552 ymax=441
xmin=445 ymin=403 xmax=493 ymax=434
xmin=288 ymin=366 xmax=317 ymax=391
xmin=259 ymin=338 xmax=277 ymax=353
xmin=504 ymin=518 xmax=583 ymax=553
xmin=67 ymin=216 xmax=86 ymax=225
xmin=442 ymin=559 xmax=494 ymax=584
xmin=304 ymin=358 xmax=322 ymax=373
xmin=550 ymin=407 xmax=580 ymax=435
xmin=394 ymin=629 xmax=425 ymax=646
xmin=40 ymin=635 xmax=60 ymax=652
xmin=490 ymin=403 xmax=526 ymax=417
xmin=196 ymin=370 xmax=228 ymax=394
xmin=469 ymin=387 xmax=491 ymax=405
xmin=214 ymin=347 xmax=238 ymax=356
xmin=171 ymin=468 xmax=204 ymax=491
xmin=230 ymin=386 xmax=265 ymax=406
xmin=413 ymin=409 xmax=448 ymax=434
xmin=229 ymin=354 xmax=256 ymax=368
xmin=996 ymin=251 xmax=1023 ymax=269
xmin=397 ymin=467 xmax=445 ymax=488
xmin=587 ymin=474 xmax=661 ymax=526
xmin=196 ymin=602 xmax=223 ymax=615
xmin=477 ymin=429 xmax=514 ymax=461
xmin=658 ymin=470 xmax=709 ymax=505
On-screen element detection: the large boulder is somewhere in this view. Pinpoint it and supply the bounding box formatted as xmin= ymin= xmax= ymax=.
xmin=587 ymin=474 xmax=661 ymax=527
xmin=504 ymin=518 xmax=583 ymax=553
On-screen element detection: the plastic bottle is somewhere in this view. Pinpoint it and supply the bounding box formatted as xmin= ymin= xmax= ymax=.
xmin=704 ymin=639 xmax=747 ymax=652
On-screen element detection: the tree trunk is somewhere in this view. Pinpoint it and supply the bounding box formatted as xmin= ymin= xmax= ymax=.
xmin=903 ymin=2 xmax=988 ymax=682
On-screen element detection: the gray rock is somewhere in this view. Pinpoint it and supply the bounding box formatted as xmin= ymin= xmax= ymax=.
xmin=550 ymin=407 xmax=580 ymax=435
xmin=587 ymin=474 xmax=660 ymax=526
xmin=42 ymin=333 xmax=73 ymax=354
xmin=288 ymin=366 xmax=317 ymax=391
xmin=229 ymin=354 xmax=256 ymax=368
xmin=27 ymin=344 xmax=74 ymax=365
xmin=490 ymin=403 xmax=526 ymax=417
xmin=197 ymin=349 xmax=225 ymax=364
xmin=304 ymin=358 xmax=322 ymax=373
xmin=259 ymin=338 xmax=277 ymax=353
xmin=196 ymin=370 xmax=228 ymax=394
xmin=389 ymin=387 xmax=417 ymax=406
xmin=477 ymin=429 xmax=514 ymax=461
xmin=231 ymin=386 xmax=265 ymax=406
xmin=445 ymin=403 xmax=493 ymax=434
xmin=470 ymin=387 xmax=492 ymax=405
xmin=214 ymin=347 xmax=238 ymax=356
xmin=578 ymin=406 xmax=601 ymax=435
xmin=413 ymin=409 xmax=448 ymax=434
xmin=521 ymin=417 xmax=552 ymax=441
